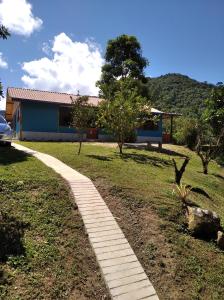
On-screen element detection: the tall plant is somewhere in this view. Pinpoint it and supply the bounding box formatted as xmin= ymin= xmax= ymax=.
xmin=71 ymin=96 xmax=96 ymax=155
xmin=98 ymin=79 xmax=150 ymax=154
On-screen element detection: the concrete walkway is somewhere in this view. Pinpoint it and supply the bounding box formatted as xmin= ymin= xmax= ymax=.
xmin=13 ymin=143 xmax=159 ymax=300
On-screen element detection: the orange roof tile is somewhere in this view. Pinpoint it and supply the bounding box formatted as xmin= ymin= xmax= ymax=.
xmin=7 ymin=87 xmax=103 ymax=107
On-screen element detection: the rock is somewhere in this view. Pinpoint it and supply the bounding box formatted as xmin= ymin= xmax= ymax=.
xmin=217 ymin=231 xmax=224 ymax=250
xmin=17 ymin=180 xmax=24 ymax=186
xmin=187 ymin=206 xmax=221 ymax=239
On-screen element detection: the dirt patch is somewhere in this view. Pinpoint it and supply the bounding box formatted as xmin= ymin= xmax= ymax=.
xmin=95 ymin=179 xmax=185 ymax=300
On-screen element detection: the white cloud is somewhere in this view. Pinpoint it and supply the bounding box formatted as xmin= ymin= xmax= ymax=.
xmin=0 ymin=52 xmax=8 ymax=68
xmin=42 ymin=42 xmax=51 ymax=56
xmin=21 ymin=33 xmax=104 ymax=96
xmin=0 ymin=0 xmax=42 ymax=36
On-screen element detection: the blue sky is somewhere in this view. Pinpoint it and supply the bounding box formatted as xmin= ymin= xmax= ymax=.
xmin=0 ymin=0 xmax=224 ymax=109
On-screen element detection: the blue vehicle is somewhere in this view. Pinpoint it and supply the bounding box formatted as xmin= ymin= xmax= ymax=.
xmin=0 ymin=115 xmax=13 ymax=146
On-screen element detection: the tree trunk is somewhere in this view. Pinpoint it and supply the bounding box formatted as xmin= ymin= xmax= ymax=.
xmin=172 ymin=157 xmax=190 ymax=185
xmin=197 ymin=151 xmax=209 ymax=175
xmin=118 ymin=142 xmax=123 ymax=155
xmin=78 ymin=141 xmax=82 ymax=155
xmin=202 ymin=160 xmax=208 ymax=174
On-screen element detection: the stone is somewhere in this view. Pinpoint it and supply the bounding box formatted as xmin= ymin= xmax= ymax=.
xmin=187 ymin=206 xmax=221 ymax=239
xmin=217 ymin=231 xmax=224 ymax=250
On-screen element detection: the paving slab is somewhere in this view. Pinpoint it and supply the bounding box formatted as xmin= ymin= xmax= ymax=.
xmin=89 ymin=229 xmax=123 ymax=238
xmin=102 ymin=261 xmax=142 ymax=275
xmin=94 ymin=243 xmax=130 ymax=255
xmin=13 ymin=143 xmax=160 ymax=300
xmin=97 ymin=248 xmax=134 ymax=260
xmin=87 ymin=225 xmax=120 ymax=233
xmin=113 ymin=285 xmax=157 ymax=300
xmin=92 ymin=238 xmax=129 ymax=249
xmin=105 ymin=266 xmax=144 ymax=281
xmin=108 ymin=272 xmax=148 ymax=289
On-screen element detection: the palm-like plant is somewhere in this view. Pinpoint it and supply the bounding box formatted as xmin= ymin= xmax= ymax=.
xmin=172 ymin=183 xmax=192 ymax=207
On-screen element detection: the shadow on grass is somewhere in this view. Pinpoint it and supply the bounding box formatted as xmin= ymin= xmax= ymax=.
xmin=0 ymin=213 xmax=29 ymax=262
xmin=119 ymin=152 xmax=172 ymax=167
xmin=186 ymin=185 xmax=212 ymax=200
xmin=212 ymin=173 xmax=224 ymax=180
xmin=0 ymin=146 xmax=30 ymax=166
xmin=86 ymin=155 xmax=113 ymax=162
xmin=125 ymin=144 xmax=186 ymax=157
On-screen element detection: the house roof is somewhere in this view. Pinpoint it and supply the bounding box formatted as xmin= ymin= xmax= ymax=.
xmin=7 ymin=87 xmax=102 ymax=107
xmin=6 ymin=87 xmax=181 ymax=121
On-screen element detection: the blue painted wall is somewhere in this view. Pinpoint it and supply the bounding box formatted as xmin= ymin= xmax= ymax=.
xmin=136 ymin=115 xmax=163 ymax=137
xmin=19 ymin=101 xmax=163 ymax=138
xmin=21 ymin=101 xmax=76 ymax=133
xmin=22 ymin=102 xmax=58 ymax=132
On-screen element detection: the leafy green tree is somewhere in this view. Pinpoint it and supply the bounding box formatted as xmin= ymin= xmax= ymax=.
xmin=196 ymin=86 xmax=224 ymax=170
xmin=71 ymin=96 xmax=96 ymax=155
xmin=195 ymin=87 xmax=224 ymax=174
xmin=0 ymin=24 xmax=10 ymax=99
xmin=203 ymin=86 xmax=224 ymax=135
xmin=98 ymin=79 xmax=149 ymax=154
xmin=0 ymin=25 xmax=10 ymax=40
xmin=97 ymin=34 xmax=148 ymax=99
xmin=0 ymin=82 xmax=4 ymax=98
xmin=196 ymin=128 xmax=224 ymax=174
xmin=173 ymin=117 xmax=198 ymax=150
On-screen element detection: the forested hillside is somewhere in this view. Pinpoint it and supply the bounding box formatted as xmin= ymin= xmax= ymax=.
xmin=146 ymin=73 xmax=215 ymax=117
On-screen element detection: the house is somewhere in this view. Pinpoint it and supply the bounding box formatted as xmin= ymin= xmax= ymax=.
xmin=6 ymin=87 xmax=176 ymax=146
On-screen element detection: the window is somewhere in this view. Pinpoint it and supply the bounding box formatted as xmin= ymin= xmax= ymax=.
xmin=59 ymin=106 xmax=72 ymax=127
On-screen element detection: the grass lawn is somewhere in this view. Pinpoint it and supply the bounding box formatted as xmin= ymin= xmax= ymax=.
xmin=17 ymin=141 xmax=224 ymax=300
xmin=0 ymin=146 xmax=108 ymax=300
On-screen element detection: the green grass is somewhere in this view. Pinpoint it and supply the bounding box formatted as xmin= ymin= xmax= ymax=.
xmin=17 ymin=141 xmax=224 ymax=300
xmin=0 ymin=146 xmax=108 ymax=300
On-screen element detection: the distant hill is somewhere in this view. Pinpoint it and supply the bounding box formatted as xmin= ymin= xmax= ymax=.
xmin=146 ymin=73 xmax=215 ymax=117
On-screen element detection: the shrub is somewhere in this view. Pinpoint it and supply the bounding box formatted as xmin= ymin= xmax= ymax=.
xmin=174 ymin=117 xmax=198 ymax=149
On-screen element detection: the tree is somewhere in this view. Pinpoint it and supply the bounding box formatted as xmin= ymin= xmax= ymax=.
xmin=195 ymin=86 xmax=224 ymax=173
xmin=0 ymin=82 xmax=4 ymax=98
xmin=172 ymin=157 xmax=190 ymax=185
xmin=173 ymin=117 xmax=198 ymax=150
xmin=0 ymin=24 xmax=10 ymax=99
xmin=203 ymin=86 xmax=224 ymax=136
xmin=98 ymin=79 xmax=150 ymax=154
xmin=0 ymin=25 xmax=10 ymax=40
xmin=97 ymin=34 xmax=148 ymax=99
xmin=196 ymin=128 xmax=224 ymax=174
xmin=71 ymin=96 xmax=96 ymax=155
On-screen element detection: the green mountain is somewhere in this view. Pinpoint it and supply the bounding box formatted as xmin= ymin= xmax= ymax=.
xmin=146 ymin=73 xmax=215 ymax=117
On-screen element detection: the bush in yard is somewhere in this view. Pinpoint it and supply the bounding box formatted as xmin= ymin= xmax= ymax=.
xmin=174 ymin=117 xmax=198 ymax=150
